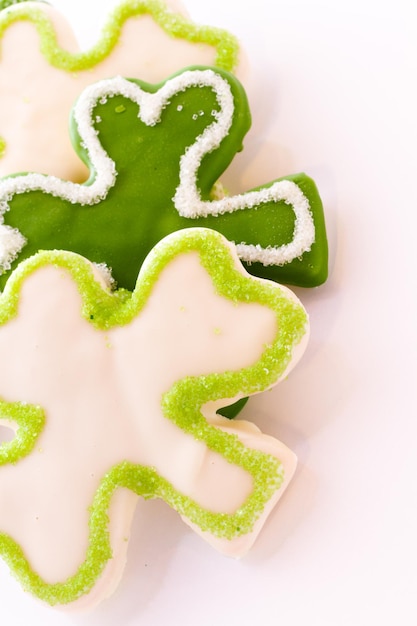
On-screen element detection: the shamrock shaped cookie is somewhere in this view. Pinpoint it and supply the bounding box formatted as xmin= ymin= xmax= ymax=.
xmin=0 ymin=227 xmax=308 ymax=608
xmin=0 ymin=0 xmax=240 ymax=180
xmin=0 ymin=67 xmax=328 ymax=289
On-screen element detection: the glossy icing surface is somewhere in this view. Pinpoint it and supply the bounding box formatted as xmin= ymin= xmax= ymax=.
xmin=0 ymin=0 xmax=240 ymax=180
xmin=0 ymin=68 xmax=328 ymax=289
xmin=0 ymin=228 xmax=308 ymax=607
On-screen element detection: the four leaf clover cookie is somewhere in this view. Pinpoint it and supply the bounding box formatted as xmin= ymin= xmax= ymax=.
xmin=0 ymin=228 xmax=308 ymax=608
xmin=0 ymin=67 xmax=328 ymax=290
xmin=0 ymin=0 xmax=240 ymax=181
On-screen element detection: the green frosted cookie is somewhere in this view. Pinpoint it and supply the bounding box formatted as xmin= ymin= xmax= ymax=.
xmin=0 ymin=66 xmax=328 ymax=290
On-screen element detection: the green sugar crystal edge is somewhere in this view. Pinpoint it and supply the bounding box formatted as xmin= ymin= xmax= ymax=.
xmin=0 ymin=0 xmax=240 ymax=72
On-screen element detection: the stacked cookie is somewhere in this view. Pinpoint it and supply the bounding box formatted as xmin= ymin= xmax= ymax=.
xmin=0 ymin=0 xmax=327 ymax=610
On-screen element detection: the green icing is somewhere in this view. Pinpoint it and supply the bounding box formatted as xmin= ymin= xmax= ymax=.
xmin=217 ymin=395 xmax=248 ymax=418
xmin=0 ymin=228 xmax=308 ymax=605
xmin=0 ymin=0 xmax=32 ymax=10
xmin=0 ymin=136 xmax=6 ymax=158
xmin=0 ymin=0 xmax=239 ymax=73
xmin=0 ymin=399 xmax=45 ymax=465
xmin=0 ymin=67 xmax=328 ymax=290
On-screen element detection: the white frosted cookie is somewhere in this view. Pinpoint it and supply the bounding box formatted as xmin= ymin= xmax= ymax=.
xmin=0 ymin=227 xmax=308 ymax=609
xmin=0 ymin=0 xmax=242 ymax=181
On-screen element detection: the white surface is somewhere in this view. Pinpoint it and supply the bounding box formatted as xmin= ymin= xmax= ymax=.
xmin=1 ymin=0 xmax=417 ymax=624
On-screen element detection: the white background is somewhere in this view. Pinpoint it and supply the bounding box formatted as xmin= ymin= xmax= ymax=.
xmin=1 ymin=0 xmax=417 ymax=624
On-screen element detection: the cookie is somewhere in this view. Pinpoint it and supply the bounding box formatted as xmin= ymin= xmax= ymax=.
xmin=0 ymin=67 xmax=328 ymax=290
xmin=0 ymin=227 xmax=308 ymax=608
xmin=0 ymin=0 xmax=240 ymax=181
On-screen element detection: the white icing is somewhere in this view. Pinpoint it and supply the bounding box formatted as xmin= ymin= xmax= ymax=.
xmin=0 ymin=1 xmax=242 ymax=181
xmin=0 ymin=222 xmax=26 ymax=271
xmin=0 ymin=70 xmax=315 ymax=276
xmin=0 ymin=236 xmax=307 ymax=608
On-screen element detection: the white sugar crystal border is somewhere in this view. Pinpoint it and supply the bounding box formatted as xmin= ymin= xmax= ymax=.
xmin=0 ymin=69 xmax=315 ymax=273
